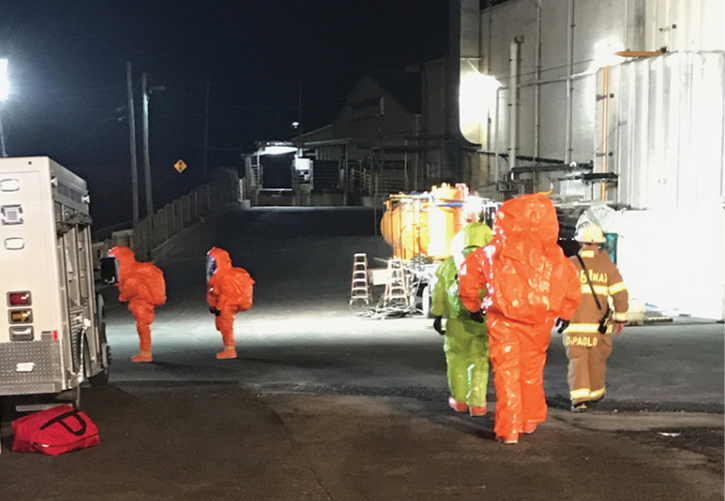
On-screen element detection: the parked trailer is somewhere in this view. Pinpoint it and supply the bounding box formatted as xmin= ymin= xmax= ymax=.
xmin=0 ymin=157 xmax=110 ymax=411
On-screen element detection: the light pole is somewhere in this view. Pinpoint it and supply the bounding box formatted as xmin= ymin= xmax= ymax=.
xmin=0 ymin=58 xmax=10 ymax=158
xmin=141 ymin=72 xmax=164 ymax=218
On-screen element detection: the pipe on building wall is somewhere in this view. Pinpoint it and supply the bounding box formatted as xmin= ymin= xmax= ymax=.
xmin=600 ymin=65 xmax=610 ymax=201
xmin=493 ymin=70 xmax=595 ymax=184
xmin=565 ymin=0 xmax=575 ymax=164
xmin=494 ymin=85 xmax=502 ymax=182
xmin=509 ymin=38 xmax=521 ymax=171
xmin=534 ymin=0 xmax=542 ymax=158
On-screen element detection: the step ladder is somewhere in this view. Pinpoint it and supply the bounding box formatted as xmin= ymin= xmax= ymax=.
xmin=349 ymin=253 xmax=371 ymax=304
xmin=382 ymin=258 xmax=409 ymax=307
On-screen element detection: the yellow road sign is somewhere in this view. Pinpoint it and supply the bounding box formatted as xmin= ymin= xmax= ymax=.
xmin=174 ymin=159 xmax=187 ymax=173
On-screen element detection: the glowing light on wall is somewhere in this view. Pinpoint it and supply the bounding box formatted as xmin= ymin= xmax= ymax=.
xmin=459 ymin=70 xmax=501 ymax=145
xmin=588 ymin=39 xmax=625 ymax=72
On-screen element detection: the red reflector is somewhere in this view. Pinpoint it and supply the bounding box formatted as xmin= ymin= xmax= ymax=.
xmin=52 ymin=330 xmax=59 ymax=340
xmin=8 ymin=291 xmax=31 ymax=306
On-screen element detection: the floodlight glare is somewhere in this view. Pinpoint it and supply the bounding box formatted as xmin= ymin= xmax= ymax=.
xmin=261 ymin=145 xmax=298 ymax=155
xmin=0 ymin=58 xmax=9 ymax=102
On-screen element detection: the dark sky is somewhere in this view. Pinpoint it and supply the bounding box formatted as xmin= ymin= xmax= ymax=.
xmin=0 ymin=0 xmax=449 ymax=228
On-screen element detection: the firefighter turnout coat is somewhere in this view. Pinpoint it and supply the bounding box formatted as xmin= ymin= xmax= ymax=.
xmin=564 ymin=246 xmax=629 ymax=404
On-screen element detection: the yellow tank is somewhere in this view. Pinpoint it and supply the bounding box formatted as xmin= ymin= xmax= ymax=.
xmin=380 ymin=184 xmax=467 ymax=261
xmin=381 ymin=197 xmax=429 ymax=260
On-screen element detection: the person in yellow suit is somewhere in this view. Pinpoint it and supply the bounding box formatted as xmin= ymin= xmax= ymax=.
xmin=563 ymin=223 xmax=629 ymax=412
xmin=431 ymin=222 xmax=494 ymax=416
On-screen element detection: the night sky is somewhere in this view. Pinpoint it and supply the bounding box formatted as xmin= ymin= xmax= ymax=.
xmin=0 ymin=0 xmax=449 ymax=228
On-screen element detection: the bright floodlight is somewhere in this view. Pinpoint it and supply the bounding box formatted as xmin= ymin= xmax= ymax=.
xmin=459 ymin=70 xmax=501 ymax=144
xmin=261 ymin=145 xmax=297 ymax=155
xmin=0 ymin=59 xmax=8 ymax=102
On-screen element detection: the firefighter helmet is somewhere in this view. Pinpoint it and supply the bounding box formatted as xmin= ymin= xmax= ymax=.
xmin=575 ymin=223 xmax=606 ymax=243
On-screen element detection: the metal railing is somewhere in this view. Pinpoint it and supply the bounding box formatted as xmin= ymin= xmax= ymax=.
xmin=93 ymin=168 xmax=242 ymax=263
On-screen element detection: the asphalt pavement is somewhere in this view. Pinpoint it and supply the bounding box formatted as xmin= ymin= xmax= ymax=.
xmin=1 ymin=207 xmax=723 ymax=500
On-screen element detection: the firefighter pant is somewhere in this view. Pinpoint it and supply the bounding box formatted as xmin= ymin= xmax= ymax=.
xmin=487 ymin=312 xmax=552 ymax=438
xmin=129 ymin=300 xmax=155 ymax=353
xmin=444 ymin=317 xmax=490 ymax=408
xmin=564 ymin=332 xmax=613 ymax=404
xmin=215 ymin=308 xmax=237 ymax=348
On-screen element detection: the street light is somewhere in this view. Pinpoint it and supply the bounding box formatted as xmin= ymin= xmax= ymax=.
xmin=0 ymin=58 xmax=10 ymax=157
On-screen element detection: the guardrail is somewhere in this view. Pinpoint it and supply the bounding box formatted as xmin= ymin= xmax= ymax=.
xmin=92 ymin=167 xmax=242 ymax=264
xmin=349 ymin=168 xmax=406 ymax=197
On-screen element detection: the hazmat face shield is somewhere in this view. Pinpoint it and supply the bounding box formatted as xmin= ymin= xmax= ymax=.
xmin=100 ymin=257 xmax=120 ymax=285
xmin=206 ymin=255 xmax=217 ymax=282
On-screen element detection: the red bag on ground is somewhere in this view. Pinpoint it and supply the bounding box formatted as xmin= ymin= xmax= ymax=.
xmin=12 ymin=405 xmax=100 ymax=455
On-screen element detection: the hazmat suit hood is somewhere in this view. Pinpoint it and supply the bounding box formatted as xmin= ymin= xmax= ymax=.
xmin=452 ymin=222 xmax=494 ymax=269
xmin=207 ymin=247 xmax=233 ymax=281
xmin=493 ymin=194 xmax=559 ymax=247
xmin=108 ymin=246 xmax=137 ymax=277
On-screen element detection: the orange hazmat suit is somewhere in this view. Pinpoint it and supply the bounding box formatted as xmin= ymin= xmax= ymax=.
xmin=108 ymin=246 xmax=166 ymax=363
xmin=206 ymin=247 xmax=254 ymax=359
xmin=459 ymin=194 xmax=581 ymax=442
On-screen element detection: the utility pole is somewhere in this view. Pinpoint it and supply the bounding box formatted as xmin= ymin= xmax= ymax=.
xmin=203 ymin=82 xmax=210 ymax=181
xmin=126 ymin=62 xmax=139 ymax=228
xmin=297 ymin=83 xmax=303 ymax=148
xmin=141 ymin=72 xmax=154 ymax=218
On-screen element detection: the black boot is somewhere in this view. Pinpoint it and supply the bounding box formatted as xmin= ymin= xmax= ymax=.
xmin=571 ymin=401 xmax=588 ymax=413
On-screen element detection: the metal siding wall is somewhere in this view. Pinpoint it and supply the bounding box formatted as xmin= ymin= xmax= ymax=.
xmin=616 ymin=52 xmax=724 ymax=210
xmin=644 ymin=0 xmax=725 ymax=51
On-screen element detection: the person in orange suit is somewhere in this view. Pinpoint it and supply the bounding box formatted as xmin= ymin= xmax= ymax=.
xmin=107 ymin=246 xmax=166 ymax=363
xmin=458 ymin=194 xmax=581 ymax=444
xmin=206 ymin=247 xmax=254 ymax=359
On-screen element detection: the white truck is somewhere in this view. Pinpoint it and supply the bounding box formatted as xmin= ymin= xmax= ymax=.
xmin=0 ymin=157 xmax=110 ymax=410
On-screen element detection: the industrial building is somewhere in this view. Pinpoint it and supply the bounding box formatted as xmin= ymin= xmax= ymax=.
xmin=456 ymin=0 xmax=724 ymax=319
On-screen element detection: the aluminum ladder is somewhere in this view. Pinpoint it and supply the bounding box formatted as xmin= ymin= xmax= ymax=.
xmin=381 ymin=258 xmax=409 ymax=307
xmin=349 ymin=253 xmax=371 ymax=304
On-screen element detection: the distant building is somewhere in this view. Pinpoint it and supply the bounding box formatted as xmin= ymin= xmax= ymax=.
xmin=299 ymin=67 xmax=478 ymax=202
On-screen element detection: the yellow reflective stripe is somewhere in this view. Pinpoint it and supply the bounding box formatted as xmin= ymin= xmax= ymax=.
xmin=566 ymin=323 xmax=600 ymax=333
xmin=614 ymin=312 xmax=627 ymax=322
xmin=589 ymin=387 xmax=606 ymax=400
xmin=580 ymin=250 xmax=595 ymax=258
xmin=581 ymin=284 xmax=609 ymax=295
xmin=570 ymin=389 xmax=591 ymax=399
xmin=609 ymin=282 xmax=627 ymax=294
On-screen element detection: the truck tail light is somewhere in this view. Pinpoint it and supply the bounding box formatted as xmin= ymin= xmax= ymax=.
xmin=8 ymin=291 xmax=31 ymax=306
xmin=9 ymin=309 xmax=33 ymax=323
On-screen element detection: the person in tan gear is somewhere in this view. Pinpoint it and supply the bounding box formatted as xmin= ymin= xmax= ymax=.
xmin=563 ymin=223 xmax=629 ymax=412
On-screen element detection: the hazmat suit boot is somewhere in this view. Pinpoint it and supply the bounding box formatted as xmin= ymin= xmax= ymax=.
xmin=216 ymin=346 xmax=237 ymax=360
xmin=131 ymin=351 xmax=153 ymax=363
xmin=448 ymin=396 xmax=468 ymax=413
xmin=523 ymin=422 xmax=538 ymax=434
xmin=497 ymin=432 xmax=519 ymax=445
xmin=469 ymin=406 xmax=487 ymax=416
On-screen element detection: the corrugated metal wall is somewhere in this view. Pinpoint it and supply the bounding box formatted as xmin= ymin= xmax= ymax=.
xmin=611 ymin=52 xmax=725 ymax=211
